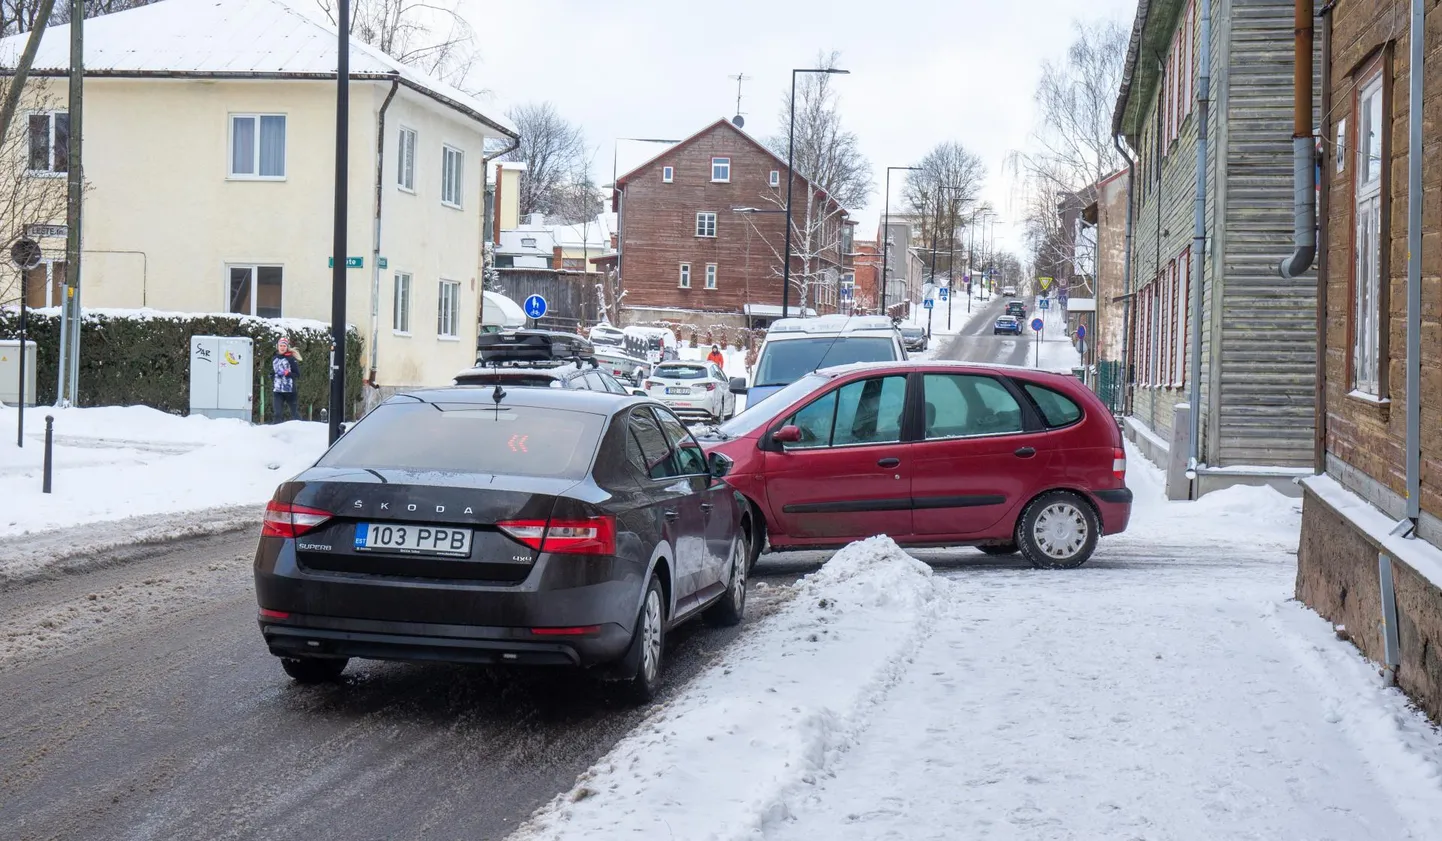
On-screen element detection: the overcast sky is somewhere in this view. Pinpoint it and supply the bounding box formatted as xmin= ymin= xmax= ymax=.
xmin=471 ymin=0 xmax=1138 ymax=256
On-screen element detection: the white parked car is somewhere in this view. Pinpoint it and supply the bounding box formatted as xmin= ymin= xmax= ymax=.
xmin=742 ymin=314 xmax=907 ymax=408
xmin=1001 ymin=285 xmax=1017 ymax=297
xmin=588 ymin=323 xmax=627 ymax=347
xmin=643 ymin=361 xmax=736 ymax=422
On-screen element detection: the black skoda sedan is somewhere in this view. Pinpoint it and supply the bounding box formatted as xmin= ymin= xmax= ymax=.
xmin=254 ymin=387 xmax=751 ymax=701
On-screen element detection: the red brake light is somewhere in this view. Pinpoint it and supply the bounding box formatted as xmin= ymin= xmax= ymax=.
xmin=1113 ymin=448 xmax=1126 ymax=481
xmin=644 ymin=380 xmax=658 ymax=389
xmin=498 ymin=516 xmax=617 ymax=555
xmin=259 ymin=608 xmax=290 ymax=620
xmin=530 ymin=625 xmax=602 ymax=636
xmin=262 ymin=500 xmax=333 ymax=538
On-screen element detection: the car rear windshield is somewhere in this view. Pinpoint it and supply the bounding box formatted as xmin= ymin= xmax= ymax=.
xmin=754 ymin=337 xmax=897 ymax=387
xmin=655 ymin=364 xmax=708 ymax=380
xmin=317 ymin=402 xmax=604 ymax=478
xmin=900 ymin=328 xmax=923 ymax=337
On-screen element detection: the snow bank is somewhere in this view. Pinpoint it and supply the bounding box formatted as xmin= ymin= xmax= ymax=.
xmin=511 ymin=537 xmax=941 ymax=841
xmin=8 ymin=305 xmax=337 ymax=333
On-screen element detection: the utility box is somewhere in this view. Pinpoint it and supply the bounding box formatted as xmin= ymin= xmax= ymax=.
xmin=0 ymin=340 xmax=38 ymax=406
xmin=190 ymin=336 xmax=254 ymax=421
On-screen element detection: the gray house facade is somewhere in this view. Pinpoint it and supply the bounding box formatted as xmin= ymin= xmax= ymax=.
xmin=1115 ymin=0 xmax=1320 ymax=497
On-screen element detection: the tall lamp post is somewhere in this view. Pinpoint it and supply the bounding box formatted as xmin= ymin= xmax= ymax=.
xmin=783 ymin=67 xmax=849 ymax=320
xmin=880 ymin=165 xmax=920 ymax=317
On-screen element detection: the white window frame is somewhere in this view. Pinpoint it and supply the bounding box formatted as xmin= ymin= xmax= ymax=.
xmin=23 ymin=260 xmax=64 ymax=306
xmin=711 ymin=157 xmax=731 ymax=182
xmin=392 ymin=271 xmax=412 ymax=334
xmin=705 ymin=263 xmax=717 ymax=290
xmin=226 ymin=264 xmax=284 ymax=318
xmin=228 ymin=114 xmax=287 ymax=180
xmin=678 ymin=263 xmax=691 ymax=289
xmin=1353 ymin=73 xmax=1385 ymax=397
xmin=662 ymin=166 xmax=674 ymax=183
xmin=26 ymin=111 xmax=68 ymax=176
xmin=769 ymin=170 xmax=780 ymax=187
xmin=437 ymin=279 xmax=461 ymax=339
xmin=397 ymin=127 xmax=417 ymax=193
xmin=441 ymin=144 xmax=464 ymax=209
xmin=696 ymin=212 xmax=717 ymax=238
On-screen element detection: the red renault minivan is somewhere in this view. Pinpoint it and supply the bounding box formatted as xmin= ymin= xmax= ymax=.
xmin=700 ymin=361 xmax=1131 ymax=569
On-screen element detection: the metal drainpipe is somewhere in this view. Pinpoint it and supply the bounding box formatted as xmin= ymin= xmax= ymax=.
xmin=1278 ymin=0 xmax=1317 ymax=280
xmin=368 ymin=76 xmax=400 ymax=389
xmin=1115 ymin=136 xmax=1136 ymax=417
xmin=1186 ymin=0 xmax=1212 ymax=491
xmin=1403 ymin=0 xmax=1424 ymax=528
xmin=1315 ymin=2 xmax=1333 ymax=474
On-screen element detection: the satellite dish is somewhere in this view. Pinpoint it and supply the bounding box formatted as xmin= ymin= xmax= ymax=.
xmin=732 ymin=114 xmax=745 ymax=128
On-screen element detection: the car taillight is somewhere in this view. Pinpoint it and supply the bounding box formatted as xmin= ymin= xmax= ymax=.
xmin=703 ymin=383 xmax=717 ymax=391
xmin=644 ymin=380 xmax=658 ymax=389
xmin=261 ymin=500 xmax=332 ymax=538
xmin=498 ymin=516 xmax=617 ymax=555
xmin=1113 ymin=448 xmax=1126 ymax=481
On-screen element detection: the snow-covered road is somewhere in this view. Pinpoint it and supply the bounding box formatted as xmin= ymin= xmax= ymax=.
xmin=514 ymin=447 xmax=1442 ymax=841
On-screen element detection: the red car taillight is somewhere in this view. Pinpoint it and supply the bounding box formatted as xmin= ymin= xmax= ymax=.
xmin=261 ymin=500 xmax=332 ymax=538
xmin=498 ymin=516 xmax=617 ymax=555
xmin=1113 ymin=448 xmax=1126 ymax=481
xmin=644 ymin=380 xmax=658 ymax=389
xmin=703 ymin=383 xmax=717 ymax=391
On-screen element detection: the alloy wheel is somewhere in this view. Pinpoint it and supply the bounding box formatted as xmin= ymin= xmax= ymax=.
xmin=641 ymin=588 xmax=663 ymax=683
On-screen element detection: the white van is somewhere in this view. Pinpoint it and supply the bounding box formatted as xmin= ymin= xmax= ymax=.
xmin=741 ymin=315 xmax=907 ymax=408
xmin=622 ymin=325 xmax=680 ymax=364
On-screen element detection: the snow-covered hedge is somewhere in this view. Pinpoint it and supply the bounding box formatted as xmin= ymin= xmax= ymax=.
xmin=0 ymin=308 xmax=363 ymax=421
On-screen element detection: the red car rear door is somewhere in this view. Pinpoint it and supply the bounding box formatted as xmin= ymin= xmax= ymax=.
xmin=763 ymin=374 xmax=914 ymax=542
xmin=910 ymin=372 xmax=1052 ymax=536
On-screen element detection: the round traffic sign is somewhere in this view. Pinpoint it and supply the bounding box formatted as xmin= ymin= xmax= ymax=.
xmin=1076 ymin=323 xmax=1086 ymax=340
xmin=10 ymin=237 xmax=41 ymax=270
xmin=1030 ymin=317 xmax=1044 ymax=332
xmin=523 ymin=294 xmax=548 ymax=319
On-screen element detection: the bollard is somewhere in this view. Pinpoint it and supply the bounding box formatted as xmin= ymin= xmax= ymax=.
xmin=42 ymin=414 xmax=54 ymax=493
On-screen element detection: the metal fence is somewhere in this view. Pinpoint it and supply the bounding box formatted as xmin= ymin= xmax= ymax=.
xmin=1094 ymin=359 xmax=1125 ymax=415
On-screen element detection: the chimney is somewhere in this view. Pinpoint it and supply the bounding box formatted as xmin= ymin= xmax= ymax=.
xmin=553 ymin=245 xmax=563 ymax=269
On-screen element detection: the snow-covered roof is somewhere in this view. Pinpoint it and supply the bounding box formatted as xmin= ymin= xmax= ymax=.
xmin=497 ymin=227 xmax=557 ymax=257
xmin=0 ymin=0 xmax=516 ymax=137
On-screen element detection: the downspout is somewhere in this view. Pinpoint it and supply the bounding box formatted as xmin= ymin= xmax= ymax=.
xmin=368 ymin=76 xmax=400 ymax=388
xmin=1114 ymin=136 xmax=1136 ymax=417
xmin=1403 ymin=0 xmax=1424 ymax=528
xmin=1316 ymin=2 xmax=1334 ymax=473
xmin=1278 ymin=0 xmax=1317 ymax=280
xmin=1185 ymin=0 xmax=1212 ymax=490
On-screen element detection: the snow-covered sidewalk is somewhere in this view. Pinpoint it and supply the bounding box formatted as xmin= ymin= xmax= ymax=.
xmin=512 ymin=446 xmax=1442 ymax=841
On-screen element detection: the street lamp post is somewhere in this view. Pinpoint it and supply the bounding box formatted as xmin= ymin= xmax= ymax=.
xmin=880 ymin=165 xmax=920 ymax=317
xmin=783 ymin=67 xmax=849 ymax=320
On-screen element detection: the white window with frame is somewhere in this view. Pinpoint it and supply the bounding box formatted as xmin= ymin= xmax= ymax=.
xmin=397 ymin=127 xmax=417 ymax=192
xmin=769 ymin=169 xmax=780 ymax=187
xmin=662 ymin=166 xmax=674 ymax=183
xmin=227 ymin=265 xmax=283 ymax=318
xmin=705 ymin=264 xmax=717 ymax=290
xmin=711 ymin=157 xmax=730 ymax=182
xmin=229 ymin=114 xmax=286 ymax=179
xmin=441 ymin=145 xmax=464 ymax=208
xmin=437 ymin=279 xmax=461 ymax=338
xmin=27 ymin=112 xmax=68 ymax=174
xmin=23 ymin=260 xmax=65 ymax=307
xmin=1353 ymin=73 xmax=1385 ymax=396
xmin=678 ymin=263 xmax=691 ymax=288
xmin=392 ymin=271 xmax=412 ymax=333
xmin=695 ymin=212 xmax=717 ymax=238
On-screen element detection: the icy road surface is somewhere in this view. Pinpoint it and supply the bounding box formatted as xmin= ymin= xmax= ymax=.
xmin=514 ymin=447 xmax=1442 ymax=841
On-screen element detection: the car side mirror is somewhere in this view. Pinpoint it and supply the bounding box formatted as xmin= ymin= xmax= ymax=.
xmin=728 ymin=377 xmax=748 ymax=394
xmin=631 ymin=389 xmax=646 ymax=397
xmin=708 ymin=451 xmax=734 ymax=479
xmin=772 ymin=425 xmax=802 ymax=445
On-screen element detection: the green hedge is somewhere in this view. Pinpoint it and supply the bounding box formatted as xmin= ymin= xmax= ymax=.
xmin=0 ymin=310 xmax=364 ymax=423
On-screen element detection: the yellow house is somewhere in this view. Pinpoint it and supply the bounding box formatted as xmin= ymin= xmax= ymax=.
xmin=0 ymin=0 xmax=518 ymax=391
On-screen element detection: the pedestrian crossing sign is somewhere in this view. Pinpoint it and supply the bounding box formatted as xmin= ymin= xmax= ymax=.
xmin=1038 ymin=276 xmax=1053 ymax=291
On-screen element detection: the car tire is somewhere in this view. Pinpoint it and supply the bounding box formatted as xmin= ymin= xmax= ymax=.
xmin=624 ymin=574 xmax=667 ymax=703
xmin=1016 ymin=491 xmax=1100 ymax=569
xmin=977 ymin=542 xmax=1018 ymax=556
xmin=280 ymin=656 xmax=349 ymax=684
xmin=704 ymin=531 xmax=749 ymax=628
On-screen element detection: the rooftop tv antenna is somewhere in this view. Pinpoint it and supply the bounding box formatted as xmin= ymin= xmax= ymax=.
xmin=730 ymin=72 xmax=751 ymax=128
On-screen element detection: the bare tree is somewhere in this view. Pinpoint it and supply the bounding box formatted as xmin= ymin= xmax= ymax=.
xmin=902 ymin=141 xmax=986 ymax=269
xmin=761 ymin=50 xmax=872 ymax=312
xmin=502 ymin=102 xmax=588 ymax=222
xmin=4 ymin=0 xmax=157 ymax=35
xmin=313 ymin=0 xmax=480 ymax=90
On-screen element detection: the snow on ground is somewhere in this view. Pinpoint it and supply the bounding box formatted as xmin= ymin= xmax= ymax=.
xmin=1031 ymin=294 xmax=1084 ymax=372
xmin=509 ymin=444 xmax=1442 ymax=841
xmin=0 ymin=404 xmax=327 ymax=548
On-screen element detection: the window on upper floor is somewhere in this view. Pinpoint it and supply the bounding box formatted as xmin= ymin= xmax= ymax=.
xmin=696 ymin=212 xmax=717 ymax=238
xmin=663 ymin=166 xmax=674 ymax=183
xmin=712 ymin=157 xmax=730 ymax=182
xmin=769 ymin=169 xmax=780 ymax=187
xmin=442 ymin=145 xmax=464 ymax=208
xmin=229 ymin=114 xmax=286 ymax=179
xmin=397 ymin=127 xmax=417 ymax=192
xmin=27 ymin=112 xmax=68 ymax=174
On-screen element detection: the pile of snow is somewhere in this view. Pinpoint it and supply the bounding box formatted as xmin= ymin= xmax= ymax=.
xmin=512 ymin=537 xmax=942 ymax=841
xmin=9 ymin=304 xmax=338 ymax=334
xmin=0 ymin=404 xmax=327 ymax=542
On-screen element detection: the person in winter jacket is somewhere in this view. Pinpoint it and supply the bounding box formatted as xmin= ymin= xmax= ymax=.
xmin=706 ymin=344 xmax=726 ymax=368
xmin=271 ymin=337 xmax=302 ymax=422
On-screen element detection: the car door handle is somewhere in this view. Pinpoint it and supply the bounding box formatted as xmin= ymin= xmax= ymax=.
xmin=664 ymin=510 xmax=680 ymax=521
xmin=1014 ymin=447 xmax=1037 ymax=458
xmin=877 ymin=457 xmax=901 ymax=468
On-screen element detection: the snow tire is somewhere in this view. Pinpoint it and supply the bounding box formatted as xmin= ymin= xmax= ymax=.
xmin=704 ymin=531 xmax=749 ymax=628
xmin=1016 ymin=490 xmax=1099 ymax=570
xmin=624 ymin=574 xmax=667 ymax=704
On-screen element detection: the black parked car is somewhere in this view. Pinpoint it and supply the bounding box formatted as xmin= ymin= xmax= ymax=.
xmin=254 ymin=388 xmax=751 ymax=701
xmin=1005 ymin=300 xmax=1027 ymax=319
xmin=898 ymin=325 xmax=928 ymax=352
